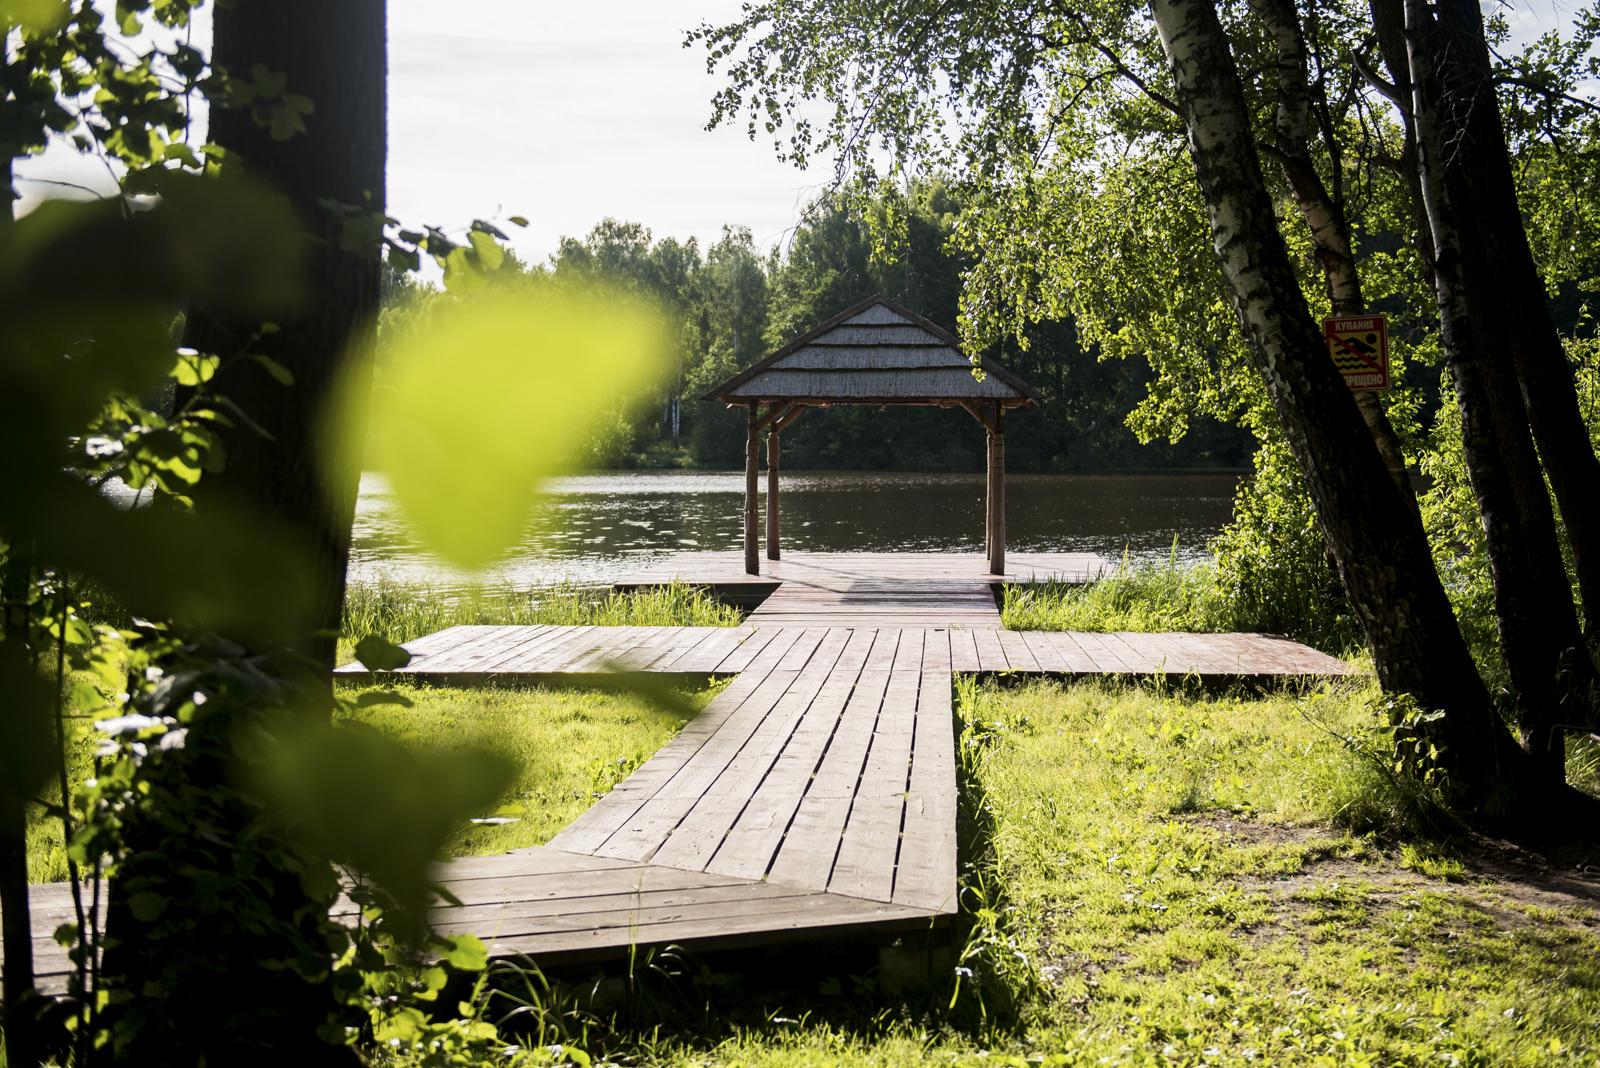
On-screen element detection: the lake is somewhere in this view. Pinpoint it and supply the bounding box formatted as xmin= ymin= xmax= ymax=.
xmin=348 ymin=470 xmax=1241 ymax=590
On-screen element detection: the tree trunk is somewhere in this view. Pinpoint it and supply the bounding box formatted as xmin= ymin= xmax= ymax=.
xmin=1250 ymin=0 xmax=1417 ymax=517
xmin=1148 ymin=0 xmax=1531 ymax=806
xmin=0 ymin=148 xmax=44 ymax=1068
xmin=1423 ymin=0 xmax=1600 ymax=647
xmin=181 ymin=0 xmax=388 ymax=689
xmin=97 ymin=5 xmax=386 ymax=1063
xmin=1403 ymin=0 xmax=1596 ymax=770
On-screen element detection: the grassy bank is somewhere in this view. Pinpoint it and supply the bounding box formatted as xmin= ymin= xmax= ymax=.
xmin=339 ymin=577 xmax=741 ymax=664
xmin=999 ymin=552 xmax=1361 ymax=654
xmin=336 ymin=675 xmax=1598 ymax=1066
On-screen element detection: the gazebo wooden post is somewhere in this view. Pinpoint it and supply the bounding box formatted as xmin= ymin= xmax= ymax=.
xmin=989 ymin=402 xmax=1006 ymax=575
xmin=766 ymin=428 xmax=781 ymax=560
xmin=744 ymin=404 xmax=759 ymax=575
xmin=984 ymin=430 xmax=993 ymax=558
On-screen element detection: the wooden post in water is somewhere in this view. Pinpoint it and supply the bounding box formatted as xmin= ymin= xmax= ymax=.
xmin=990 ymin=402 xmax=1006 ymax=575
xmin=766 ymin=429 xmax=781 ymax=560
xmin=744 ymin=405 xmax=760 ymax=575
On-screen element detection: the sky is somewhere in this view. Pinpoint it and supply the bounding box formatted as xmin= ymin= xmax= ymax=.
xmin=11 ymin=1 xmax=1590 ymax=266
xmin=13 ymin=1 xmax=834 ymax=265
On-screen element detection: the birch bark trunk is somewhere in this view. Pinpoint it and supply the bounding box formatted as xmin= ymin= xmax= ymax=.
xmin=1148 ymin=0 xmax=1529 ymax=803
xmin=1250 ymin=0 xmax=1416 ymax=517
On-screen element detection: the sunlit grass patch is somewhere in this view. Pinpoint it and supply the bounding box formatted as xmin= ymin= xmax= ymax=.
xmin=955 ymin=676 xmax=1600 ymax=1065
xmin=336 ymin=679 xmax=723 ymax=856
xmin=1000 ymin=558 xmax=1230 ymax=635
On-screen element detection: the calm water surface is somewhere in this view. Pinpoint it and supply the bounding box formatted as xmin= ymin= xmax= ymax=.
xmin=349 ymin=470 xmax=1240 ymax=590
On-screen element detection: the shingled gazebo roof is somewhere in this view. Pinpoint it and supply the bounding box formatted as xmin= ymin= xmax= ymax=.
xmin=703 ymin=295 xmax=1038 ymax=408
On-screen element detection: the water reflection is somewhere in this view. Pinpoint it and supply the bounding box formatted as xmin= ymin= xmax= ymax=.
xmin=349 ymin=470 xmax=1240 ymax=590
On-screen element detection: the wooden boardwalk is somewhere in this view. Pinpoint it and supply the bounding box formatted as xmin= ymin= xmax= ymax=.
xmin=330 ymin=624 xmax=1351 ymax=683
xmin=15 ymin=552 xmax=1358 ymax=990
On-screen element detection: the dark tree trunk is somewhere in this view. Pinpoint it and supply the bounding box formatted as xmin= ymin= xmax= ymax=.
xmin=0 ymin=148 xmax=44 ymax=1068
xmin=1148 ymin=0 xmax=1532 ymax=808
xmin=1421 ymin=0 xmax=1600 ymax=648
xmin=182 ymin=0 xmax=388 ymax=688
xmin=96 ymin=5 xmax=386 ymax=1063
xmin=1402 ymin=0 xmax=1597 ymax=771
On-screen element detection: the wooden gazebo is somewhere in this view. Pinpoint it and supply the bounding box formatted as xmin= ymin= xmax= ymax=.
xmin=704 ymin=295 xmax=1039 ymax=576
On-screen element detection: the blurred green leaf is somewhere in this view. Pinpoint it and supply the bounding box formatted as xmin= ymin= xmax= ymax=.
xmin=11 ymin=474 xmax=318 ymax=643
xmin=354 ymin=635 xmax=411 ymax=671
xmin=0 ymin=0 xmax=67 ymax=32
xmin=256 ymin=724 xmax=515 ymax=926
xmin=326 ymin=284 xmax=671 ymax=569
xmin=443 ymin=935 xmax=487 ymax=972
xmin=0 ymin=173 xmax=305 ymax=459
xmin=249 ymin=354 xmax=296 ymax=386
xmin=173 ymin=350 xmax=220 ymax=386
xmin=129 ymin=891 xmax=169 ymax=922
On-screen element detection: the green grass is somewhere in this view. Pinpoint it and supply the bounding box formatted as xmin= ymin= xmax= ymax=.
xmin=339 ymin=577 xmax=741 ymax=664
xmin=370 ymin=676 xmax=1596 ymax=1067
xmin=30 ymin=666 xmax=1600 ymax=1065
xmin=336 ymin=680 xmax=720 ymax=856
xmin=999 ymin=548 xmax=1363 ymax=655
xmin=1000 ymin=562 xmax=1230 ymax=634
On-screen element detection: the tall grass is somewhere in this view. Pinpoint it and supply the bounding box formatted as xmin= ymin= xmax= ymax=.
xmin=1001 ymin=546 xmax=1230 ymax=634
xmin=1000 ymin=543 xmax=1363 ymax=654
xmin=341 ymin=577 xmax=741 ymax=649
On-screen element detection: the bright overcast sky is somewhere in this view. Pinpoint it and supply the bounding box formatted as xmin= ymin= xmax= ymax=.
xmin=12 ymin=1 xmax=1588 ymax=265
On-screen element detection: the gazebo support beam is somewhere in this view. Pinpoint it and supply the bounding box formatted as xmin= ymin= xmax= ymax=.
xmin=987 ymin=401 xmax=1006 ymax=575
xmin=744 ymin=405 xmax=759 ymax=575
xmin=766 ymin=429 xmax=780 ymax=560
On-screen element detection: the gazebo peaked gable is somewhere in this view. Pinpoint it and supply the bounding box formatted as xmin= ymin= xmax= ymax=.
xmin=704 ymin=294 xmax=1039 ymax=407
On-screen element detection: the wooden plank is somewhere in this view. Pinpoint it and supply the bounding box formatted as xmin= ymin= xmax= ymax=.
xmin=829 ymin=667 xmax=920 ymax=902
xmin=949 ymin=628 xmax=980 ymax=673
xmin=707 ymin=629 xmax=876 ymax=880
xmin=764 ymin=667 xmax=892 ymax=890
xmin=1044 ymin=631 xmax=1100 ymax=674
xmin=478 ymin=892 xmax=938 ymax=960
xmin=893 ymin=670 xmax=957 ymax=911
xmin=592 ymin=666 xmax=806 ymax=861
xmin=1068 ymin=630 xmax=1134 ymax=673
xmin=662 ymin=627 xmax=756 ymax=673
xmin=996 ymin=629 xmax=1039 ymax=672
xmin=972 ymin=628 xmax=1009 ymax=671
xmin=649 ymin=628 xmax=855 ymax=871
xmin=1020 ymin=629 xmax=1070 ymax=672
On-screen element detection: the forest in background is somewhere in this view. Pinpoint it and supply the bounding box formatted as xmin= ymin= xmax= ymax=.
xmin=383 ymin=182 xmax=1257 ymax=473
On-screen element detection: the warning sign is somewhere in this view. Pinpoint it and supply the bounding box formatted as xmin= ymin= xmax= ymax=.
xmin=1324 ymin=314 xmax=1390 ymax=390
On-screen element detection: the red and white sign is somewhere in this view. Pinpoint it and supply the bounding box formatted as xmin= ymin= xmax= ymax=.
xmin=1324 ymin=314 xmax=1390 ymax=390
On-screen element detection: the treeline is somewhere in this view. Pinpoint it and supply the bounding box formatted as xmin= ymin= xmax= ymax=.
xmin=384 ymin=183 xmax=1253 ymax=473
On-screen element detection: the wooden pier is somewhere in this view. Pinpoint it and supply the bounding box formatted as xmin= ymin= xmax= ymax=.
xmin=15 ymin=555 xmax=1355 ymax=990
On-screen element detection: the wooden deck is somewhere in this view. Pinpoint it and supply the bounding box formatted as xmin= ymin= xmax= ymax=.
xmin=330 ymin=624 xmax=1352 ymax=683
xmin=15 ymin=551 xmax=1359 ymax=990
